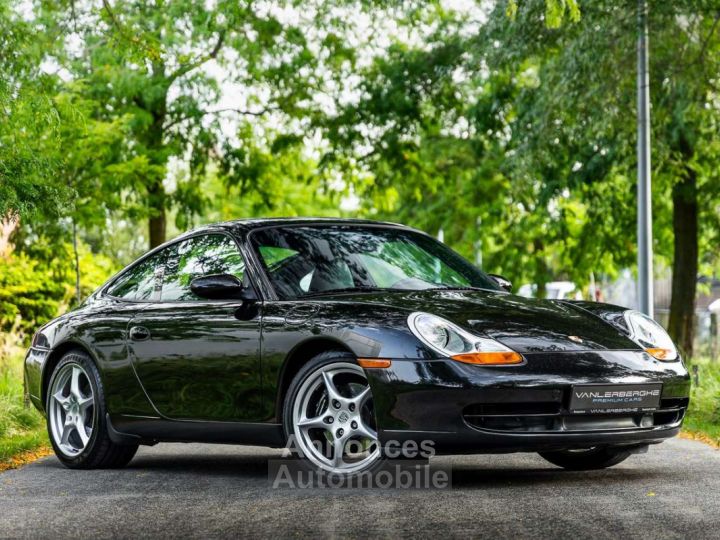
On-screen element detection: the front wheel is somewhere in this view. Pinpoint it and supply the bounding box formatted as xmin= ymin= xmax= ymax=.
xmin=283 ymin=352 xmax=381 ymax=475
xmin=46 ymin=351 xmax=138 ymax=469
xmin=538 ymin=447 xmax=632 ymax=470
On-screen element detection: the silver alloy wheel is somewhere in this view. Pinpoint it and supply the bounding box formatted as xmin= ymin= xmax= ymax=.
xmin=292 ymin=361 xmax=380 ymax=474
xmin=48 ymin=363 xmax=95 ymax=457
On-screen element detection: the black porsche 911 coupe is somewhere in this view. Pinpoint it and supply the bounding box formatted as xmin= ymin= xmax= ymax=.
xmin=24 ymin=218 xmax=690 ymax=474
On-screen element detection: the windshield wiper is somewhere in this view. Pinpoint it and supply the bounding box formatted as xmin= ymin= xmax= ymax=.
xmin=300 ymin=286 xmax=399 ymax=298
xmin=424 ymin=286 xmax=494 ymax=292
xmin=300 ymin=285 xmax=494 ymax=298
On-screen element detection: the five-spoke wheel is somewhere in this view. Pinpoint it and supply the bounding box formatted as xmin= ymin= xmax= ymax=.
xmin=286 ymin=354 xmax=380 ymax=474
xmin=48 ymin=363 xmax=95 ymax=456
xmin=46 ymin=351 xmax=138 ymax=469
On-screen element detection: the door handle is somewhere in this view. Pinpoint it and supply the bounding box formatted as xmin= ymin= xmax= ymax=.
xmin=284 ymin=305 xmax=319 ymax=325
xmin=129 ymin=326 xmax=151 ymax=341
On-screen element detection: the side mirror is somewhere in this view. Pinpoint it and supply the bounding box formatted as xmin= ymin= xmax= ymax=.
xmin=190 ymin=274 xmax=257 ymax=301
xmin=488 ymin=274 xmax=512 ymax=292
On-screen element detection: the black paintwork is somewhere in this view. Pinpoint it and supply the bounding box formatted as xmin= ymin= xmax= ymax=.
xmin=24 ymin=218 xmax=691 ymax=452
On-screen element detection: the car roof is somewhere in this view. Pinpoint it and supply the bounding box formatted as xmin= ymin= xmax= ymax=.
xmin=199 ymin=217 xmax=416 ymax=234
xmin=140 ymin=218 xmax=423 ymax=264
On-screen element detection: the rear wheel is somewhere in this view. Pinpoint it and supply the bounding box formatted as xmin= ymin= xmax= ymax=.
xmin=283 ymin=352 xmax=381 ymax=475
xmin=538 ymin=447 xmax=632 ymax=470
xmin=46 ymin=351 xmax=138 ymax=469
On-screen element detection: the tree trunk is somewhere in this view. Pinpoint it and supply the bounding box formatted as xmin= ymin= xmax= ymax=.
xmin=0 ymin=214 xmax=18 ymax=258
xmin=145 ymin=75 xmax=168 ymax=250
xmin=667 ymin=166 xmax=698 ymax=358
xmin=148 ymin=180 xmax=166 ymax=249
xmin=533 ymin=238 xmax=550 ymax=298
xmin=141 ymin=59 xmax=169 ymax=250
xmin=533 ymin=238 xmax=548 ymax=299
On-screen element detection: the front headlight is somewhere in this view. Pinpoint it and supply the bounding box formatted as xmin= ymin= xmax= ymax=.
xmin=624 ymin=310 xmax=678 ymax=361
xmin=408 ymin=312 xmax=523 ymax=365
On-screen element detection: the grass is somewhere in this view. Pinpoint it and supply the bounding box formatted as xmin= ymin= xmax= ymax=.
xmin=0 ymin=345 xmax=49 ymax=468
xmin=683 ymin=360 xmax=720 ymax=447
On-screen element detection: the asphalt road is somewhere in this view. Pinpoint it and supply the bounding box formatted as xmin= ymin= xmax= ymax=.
xmin=1 ymin=437 xmax=719 ymax=539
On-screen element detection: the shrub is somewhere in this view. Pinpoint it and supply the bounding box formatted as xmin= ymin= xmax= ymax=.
xmin=0 ymin=254 xmax=67 ymax=338
xmin=0 ymin=243 xmax=119 ymax=341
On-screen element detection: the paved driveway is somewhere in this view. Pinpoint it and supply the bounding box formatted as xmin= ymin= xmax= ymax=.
xmin=1 ymin=438 xmax=718 ymax=538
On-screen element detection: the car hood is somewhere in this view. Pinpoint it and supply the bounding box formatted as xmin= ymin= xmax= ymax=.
xmin=320 ymin=289 xmax=639 ymax=353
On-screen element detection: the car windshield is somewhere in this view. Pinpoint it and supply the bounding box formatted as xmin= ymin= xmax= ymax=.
xmin=249 ymin=225 xmax=501 ymax=299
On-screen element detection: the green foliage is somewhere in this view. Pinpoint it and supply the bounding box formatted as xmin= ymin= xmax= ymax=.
xmin=480 ymin=0 xmax=720 ymax=352
xmin=506 ymin=0 xmax=581 ymax=28
xmin=317 ymin=21 xmax=572 ymax=287
xmin=309 ymin=0 xmax=720 ymax=309
xmin=684 ymin=361 xmax=720 ymax=445
xmin=0 ymin=245 xmax=118 ymax=338
xmin=0 ymin=347 xmax=47 ymax=462
xmin=30 ymin=0 xmax=363 ymax=248
xmin=0 ymin=255 xmax=66 ymax=338
xmin=202 ymin=125 xmax=351 ymax=224
xmin=0 ymin=1 xmax=67 ymax=219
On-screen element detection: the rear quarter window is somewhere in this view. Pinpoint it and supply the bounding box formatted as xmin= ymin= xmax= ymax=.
xmin=106 ymin=256 xmax=163 ymax=301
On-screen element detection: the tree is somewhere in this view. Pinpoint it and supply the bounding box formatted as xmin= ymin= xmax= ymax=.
xmin=482 ymin=0 xmax=720 ymax=356
xmin=314 ymin=6 xmax=628 ymax=294
xmin=39 ymin=0 xmax=339 ymax=249
xmin=207 ymin=123 xmax=353 ymax=221
xmin=0 ymin=1 xmax=67 ymax=220
xmin=315 ymin=0 xmax=720 ymax=357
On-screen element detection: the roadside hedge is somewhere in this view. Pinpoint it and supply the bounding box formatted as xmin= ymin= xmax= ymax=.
xmin=0 ymin=254 xmax=67 ymax=338
xmin=0 ymin=244 xmax=118 ymax=341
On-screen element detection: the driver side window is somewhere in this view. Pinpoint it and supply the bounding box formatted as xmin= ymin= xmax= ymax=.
xmin=160 ymin=234 xmax=246 ymax=302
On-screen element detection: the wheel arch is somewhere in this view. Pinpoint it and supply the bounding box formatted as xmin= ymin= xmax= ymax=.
xmin=274 ymin=336 xmax=355 ymax=422
xmin=41 ymin=340 xmax=100 ymax=411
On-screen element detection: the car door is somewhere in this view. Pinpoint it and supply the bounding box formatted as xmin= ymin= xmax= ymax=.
xmin=127 ymin=232 xmax=263 ymax=422
xmin=91 ymin=251 xmax=166 ymax=417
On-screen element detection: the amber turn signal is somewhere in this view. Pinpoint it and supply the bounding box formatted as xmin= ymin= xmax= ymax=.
xmin=450 ymin=351 xmax=523 ymax=365
xmin=645 ymin=348 xmax=676 ymax=361
xmin=357 ymin=358 xmax=392 ymax=369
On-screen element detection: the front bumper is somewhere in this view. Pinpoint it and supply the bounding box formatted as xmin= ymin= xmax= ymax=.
xmin=364 ymin=351 xmax=690 ymax=454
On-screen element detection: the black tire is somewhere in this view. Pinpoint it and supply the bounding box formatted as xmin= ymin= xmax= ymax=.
xmin=538 ymin=447 xmax=632 ymax=470
xmin=46 ymin=350 xmax=138 ymax=469
xmin=282 ymin=350 xmax=382 ymax=474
